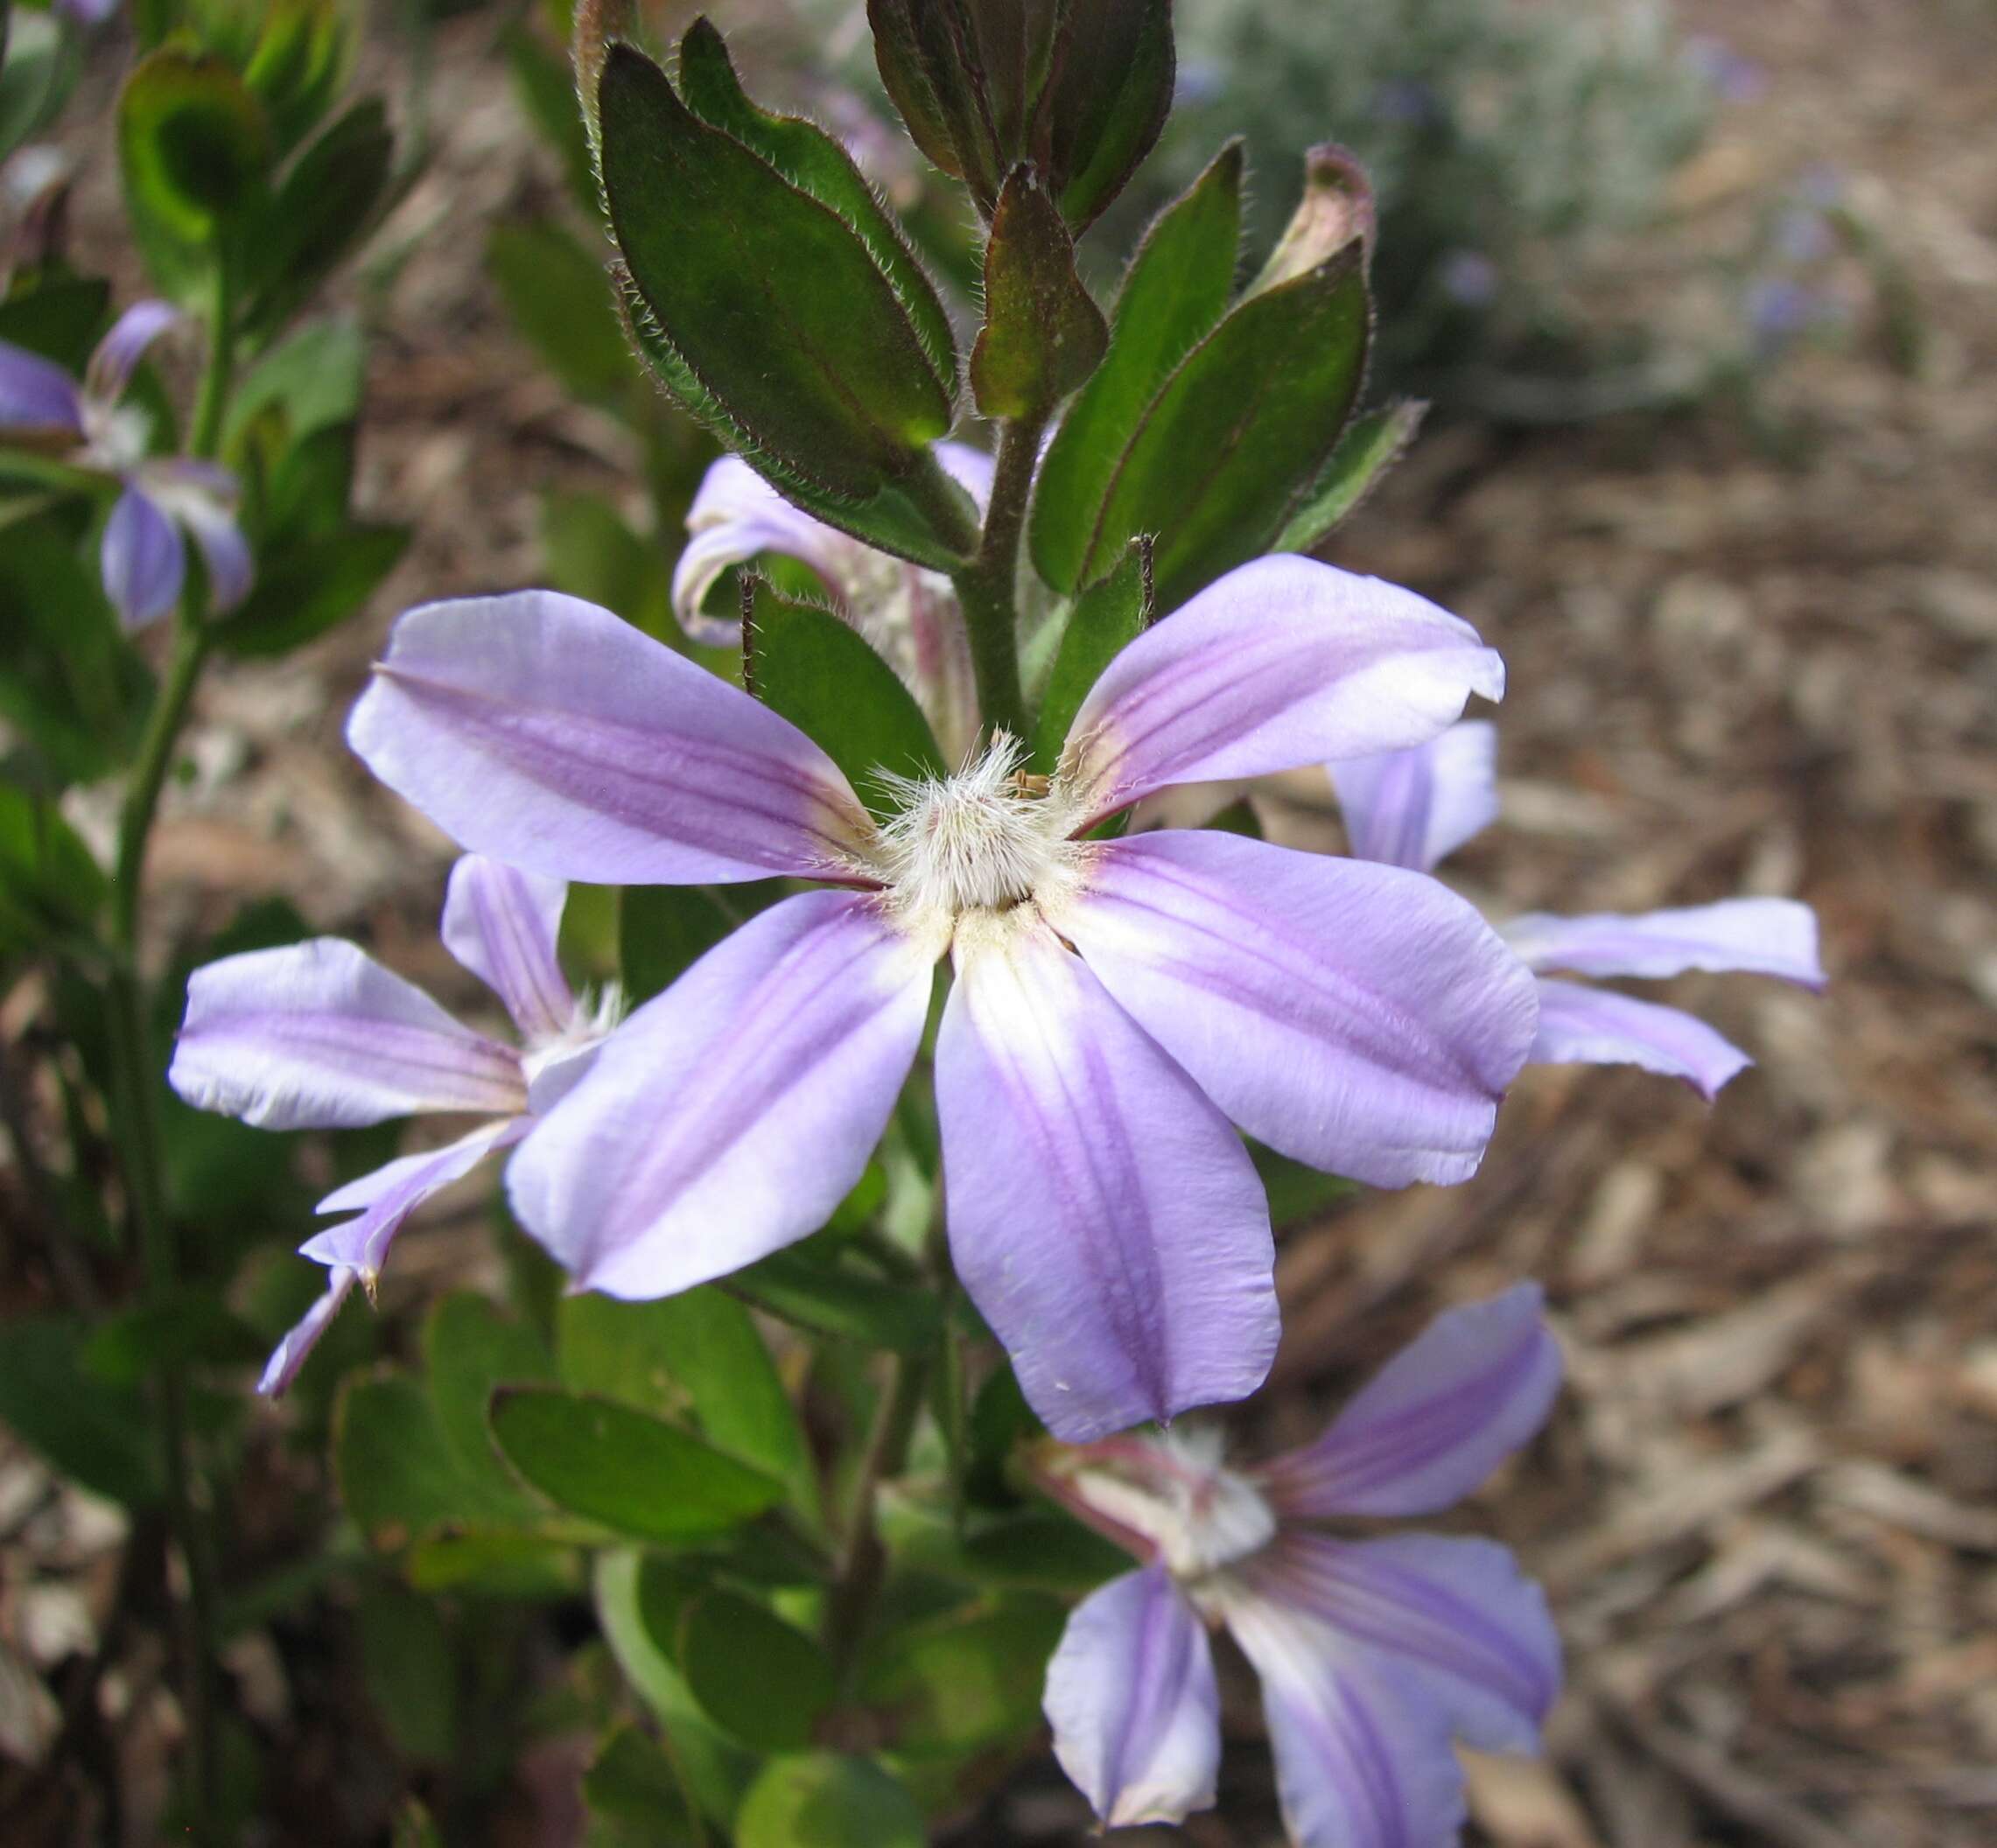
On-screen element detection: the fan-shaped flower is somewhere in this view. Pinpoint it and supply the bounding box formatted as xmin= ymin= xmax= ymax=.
xmin=1331 ymin=721 xmax=1825 ymax=1095
xmin=0 ymin=301 xmax=249 ymax=629
xmin=346 ymin=556 xmax=1540 ymax=1441
xmin=168 ymin=857 xmax=620 ymax=1392
xmin=1041 ymin=1284 xmax=1563 ymax=1844
xmin=670 ymin=443 xmax=995 ymax=761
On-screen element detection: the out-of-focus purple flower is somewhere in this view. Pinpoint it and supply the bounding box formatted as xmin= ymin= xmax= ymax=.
xmin=1745 ymin=276 xmax=1844 ymax=361
xmin=0 ymin=301 xmax=249 ymax=629
xmin=1772 ymin=206 xmax=1834 ymax=268
xmin=55 ymin=0 xmax=123 ymax=24
xmin=1682 ymin=35 xmax=1766 ymax=104
xmin=672 ymin=444 xmax=994 ymax=762
xmin=345 ymin=558 xmax=1539 ymax=1442
xmin=1369 ymin=78 xmax=1442 ymax=128
xmin=169 ymin=856 xmax=622 ymax=1393
xmin=1438 ymin=249 xmax=1499 ymax=310
xmin=1041 ymin=1285 xmax=1564 ymax=1842
xmin=1331 ymin=721 xmax=1824 ymax=1096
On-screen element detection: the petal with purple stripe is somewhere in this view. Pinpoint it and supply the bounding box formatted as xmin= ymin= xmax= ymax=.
xmin=169 ymin=939 xmax=528 ymax=1129
xmin=1045 ymin=1567 xmax=1220 ymax=1829
xmin=1330 ymin=719 xmax=1498 ymax=872
xmin=1528 ymin=976 xmax=1751 ymax=1098
xmin=84 ymin=301 xmax=179 ymax=406
xmin=102 ymin=484 xmax=186 ymax=630
xmin=1257 ymin=1284 xmax=1560 ymax=1518
xmin=348 ymin=591 xmax=876 ymax=887
xmin=0 ymin=338 xmax=83 ymax=433
xmin=1057 ymin=832 xmax=1539 ymax=1188
xmin=1241 ymin=1531 xmax=1559 ymax=1754
xmin=1503 ymin=897 xmax=1823 ymax=986
xmin=936 ymin=913 xmax=1277 ymax=1442
xmin=258 ymin=1270 xmax=357 ymax=1397
xmin=1064 ymin=556 xmax=1504 ymax=825
xmin=506 ymin=891 xmax=933 ymax=1298
xmin=301 ymin=1118 xmax=528 ymax=1278
xmin=441 ymin=855 xmax=574 ymax=1041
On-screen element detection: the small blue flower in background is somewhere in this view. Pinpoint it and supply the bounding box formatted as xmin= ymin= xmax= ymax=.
xmin=1041 ymin=1285 xmax=1564 ymax=1844
xmin=0 ymin=301 xmax=250 ymax=629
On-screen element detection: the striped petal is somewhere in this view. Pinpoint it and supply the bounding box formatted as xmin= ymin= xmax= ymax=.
xmin=441 ymin=855 xmax=574 ymax=1041
xmin=1330 ymin=719 xmax=1499 ymax=872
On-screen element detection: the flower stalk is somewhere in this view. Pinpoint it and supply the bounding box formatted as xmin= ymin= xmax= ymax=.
xmin=949 ymin=412 xmax=1046 ymax=738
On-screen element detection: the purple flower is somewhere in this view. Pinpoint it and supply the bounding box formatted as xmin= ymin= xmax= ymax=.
xmin=168 ymin=856 xmax=621 ymax=1393
xmin=345 ymin=557 xmax=1540 ymax=1441
xmin=0 ymin=301 xmax=249 ymax=630
xmin=1331 ymin=721 xmax=1825 ymax=1096
xmin=672 ymin=444 xmax=995 ymax=762
xmin=1041 ymin=1284 xmax=1564 ymax=1841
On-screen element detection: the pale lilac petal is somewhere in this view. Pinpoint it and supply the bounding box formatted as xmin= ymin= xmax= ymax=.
xmin=1056 ymin=833 xmax=1539 ymax=1188
xmin=1242 ymin=1532 xmax=1559 ymax=1754
xmin=85 ymin=301 xmax=178 ymax=405
xmin=1226 ymin=1599 xmax=1468 ymax=1848
xmin=169 ymin=939 xmax=528 ymax=1130
xmin=440 ymin=855 xmax=574 ymax=1040
xmin=257 ymin=1270 xmax=357 ymax=1396
xmin=102 ymin=485 xmax=185 ymax=630
xmin=0 ymin=339 xmax=83 ymax=433
xmin=1258 ymin=1284 xmax=1561 ymax=1519
xmin=1064 ymin=556 xmax=1505 ymax=825
xmin=301 ymin=1119 xmax=527 ymax=1278
xmin=58 ymin=0 xmax=125 ymax=24
xmin=1528 ymin=976 xmax=1751 ymax=1099
xmin=1330 ymin=720 xmax=1498 ymax=872
xmin=937 ymin=914 xmax=1278 ymax=1442
xmin=1045 ymin=1567 xmax=1220 ymax=1829
xmin=348 ymin=591 xmax=873 ymax=886
xmin=160 ymin=479 xmax=252 ymax=612
xmin=1503 ymin=897 xmax=1823 ymax=987
xmin=507 ymin=891 xmax=933 ymax=1298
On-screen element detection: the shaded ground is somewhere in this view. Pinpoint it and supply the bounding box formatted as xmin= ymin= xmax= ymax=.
xmin=4 ymin=0 xmax=1994 ymax=1842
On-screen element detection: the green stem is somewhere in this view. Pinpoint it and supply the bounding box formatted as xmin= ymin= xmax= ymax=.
xmin=112 ymin=617 xmax=209 ymax=954
xmin=949 ymin=413 xmax=1046 ymax=738
xmin=186 ymin=248 xmax=236 ymax=463
xmin=823 ymin=1350 xmax=929 ymax=1686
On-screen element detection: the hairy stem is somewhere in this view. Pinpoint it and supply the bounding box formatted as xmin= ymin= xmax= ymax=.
xmin=951 ymin=413 xmax=1047 ymax=738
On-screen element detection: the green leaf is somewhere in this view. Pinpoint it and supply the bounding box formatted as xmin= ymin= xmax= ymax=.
xmin=734 ymin=1754 xmax=924 ymax=1848
xmin=970 ymin=166 xmax=1106 ymax=418
xmin=263 ymin=421 xmax=356 ymax=542
xmin=358 ymin=1581 xmax=458 ymax=1763
xmin=490 ymin=1387 xmax=785 ymax=1543
xmin=746 ymin=578 xmax=942 ymax=818
xmin=225 ymin=316 xmax=366 ymax=444
xmin=1030 ymin=143 xmax=1244 ymax=594
xmin=82 ymin=1292 xmax=267 ymax=1386
xmin=487 ymin=220 xmax=634 ymax=407
xmin=582 ymin=1726 xmax=705 ymax=1848
xmin=1054 ymin=245 xmax=1372 ymax=613
xmin=676 ymin=1589 xmax=836 ymax=1750
xmin=424 ymin=1293 xmax=555 ymax=1521
xmin=539 ymin=489 xmax=673 ymax=641
xmin=0 ymin=780 xmax=107 ymax=956
xmin=118 ymin=50 xmax=271 ymax=300
xmin=213 ymin=522 xmax=409 ymax=656
xmin=618 ymin=881 xmax=773 ymax=1006
xmin=1028 ymin=536 xmax=1150 ymax=776
xmin=335 ymin=1371 xmax=473 ymax=1550
xmin=240 ymin=95 xmax=394 ymax=346
xmin=1273 ymin=399 xmax=1426 ymax=554
xmin=0 ymin=1318 xmax=159 ymax=1506
xmin=389 ymin=1797 xmax=444 ymax=1848
xmin=731 ymin=1251 xmax=942 ymax=1355
xmin=502 ymin=20 xmax=596 ymax=207
xmin=0 ymin=276 xmax=110 ymax=374
xmin=242 ymin=0 xmax=354 ymax=160
xmin=597 ymin=42 xmax=953 ymax=508
xmin=858 ymin=1594 xmax=1064 ymax=1754
xmin=1041 ymin=0 xmax=1175 ymax=234
xmin=0 ymin=12 xmax=81 ymax=164
xmin=1251 ymin=1139 xmax=1357 ymax=1228
xmin=675 ymin=18 xmax=957 ymax=404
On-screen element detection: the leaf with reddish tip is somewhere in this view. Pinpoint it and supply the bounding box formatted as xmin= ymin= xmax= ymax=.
xmin=971 ymin=166 xmax=1107 ymax=418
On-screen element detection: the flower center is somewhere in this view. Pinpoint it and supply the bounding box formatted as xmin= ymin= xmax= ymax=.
xmin=875 ymin=733 xmax=1078 ymax=929
xmin=1056 ymin=1430 xmax=1279 ymax=1584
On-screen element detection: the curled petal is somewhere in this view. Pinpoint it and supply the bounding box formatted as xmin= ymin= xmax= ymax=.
xmin=1064 ymin=556 xmax=1504 ymax=825
xmin=0 ymin=339 xmax=83 ymax=434
xmin=1329 ymin=719 xmax=1498 ymax=872
xmin=507 ymin=892 xmax=933 ymax=1298
xmin=1528 ymin=976 xmax=1751 ymax=1099
xmin=1258 ymin=1284 xmax=1561 ymax=1518
xmin=169 ymin=939 xmax=528 ymax=1130
xmin=937 ymin=914 xmax=1277 ymax=1442
xmin=102 ymin=485 xmax=185 ymax=630
xmin=142 ymin=461 xmax=254 ymax=612
xmin=1045 ymin=1568 xmax=1220 ymax=1829
xmin=349 ymin=591 xmax=875 ymax=887
xmin=257 ymin=1270 xmax=357 ymax=1397
xmin=301 ymin=1118 xmax=528 ymax=1279
xmin=85 ymin=301 xmax=179 ymax=407
xmin=1241 ymin=1531 xmax=1560 ymax=1754
xmin=1058 ymin=833 xmax=1539 ymax=1187
xmin=441 ymin=855 xmax=574 ymax=1041
xmin=1225 ymin=1597 xmax=1470 ymax=1848
xmin=1504 ymin=897 xmax=1823 ymax=986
